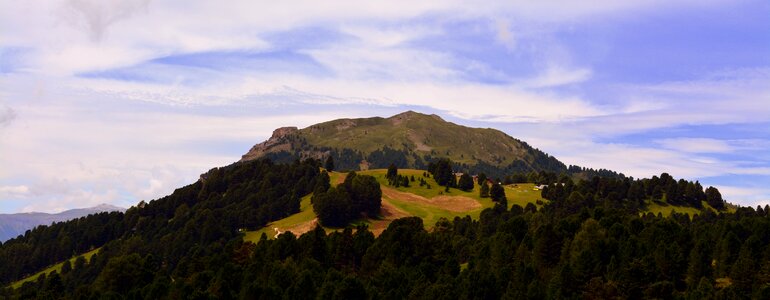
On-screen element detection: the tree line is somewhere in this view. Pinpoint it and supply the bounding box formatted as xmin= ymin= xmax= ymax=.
xmin=2 ymin=157 xmax=768 ymax=299
xmin=312 ymin=172 xmax=382 ymax=227
xmin=6 ymin=194 xmax=770 ymax=299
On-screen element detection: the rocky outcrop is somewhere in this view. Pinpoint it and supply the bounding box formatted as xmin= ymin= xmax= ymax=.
xmin=240 ymin=127 xmax=299 ymax=161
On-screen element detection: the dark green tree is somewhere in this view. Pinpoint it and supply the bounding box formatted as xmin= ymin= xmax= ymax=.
xmin=313 ymin=187 xmax=353 ymax=227
xmin=490 ymin=182 xmax=506 ymax=202
xmin=429 ymin=158 xmax=455 ymax=187
xmin=477 ymin=173 xmax=487 ymax=186
xmin=325 ymin=156 xmax=335 ymax=172
xmin=349 ymin=175 xmax=382 ymax=216
xmin=387 ymin=163 xmax=398 ymax=180
xmin=458 ymin=173 xmax=474 ymax=191
xmin=705 ymin=186 xmax=724 ymax=210
xmin=314 ymin=171 xmax=331 ymax=194
xmin=480 ymin=182 xmax=490 ymax=198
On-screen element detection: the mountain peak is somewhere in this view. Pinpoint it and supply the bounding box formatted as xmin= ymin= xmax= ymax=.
xmin=240 ymin=112 xmax=566 ymax=178
xmin=388 ymin=110 xmax=444 ymax=122
xmin=89 ymin=203 xmax=124 ymax=211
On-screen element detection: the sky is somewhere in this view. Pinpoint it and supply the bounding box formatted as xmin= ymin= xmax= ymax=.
xmin=0 ymin=0 xmax=769 ymax=213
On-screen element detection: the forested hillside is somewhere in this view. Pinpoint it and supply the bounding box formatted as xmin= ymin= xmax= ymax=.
xmin=0 ymin=158 xmax=322 ymax=298
xmin=0 ymin=156 xmax=768 ymax=299
xmin=0 ymin=204 xmax=124 ymax=242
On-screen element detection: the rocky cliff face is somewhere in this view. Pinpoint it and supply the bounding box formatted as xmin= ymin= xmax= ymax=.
xmin=240 ymin=127 xmax=299 ymax=161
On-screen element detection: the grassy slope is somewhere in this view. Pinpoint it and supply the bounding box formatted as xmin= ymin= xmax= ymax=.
xmin=244 ymin=193 xmax=317 ymax=243
xmin=643 ymin=200 xmax=733 ymax=217
xmin=298 ymin=112 xmax=530 ymax=166
xmin=243 ymin=169 xmax=547 ymax=241
xmin=10 ymin=247 xmax=100 ymax=289
xmin=242 ymin=169 xmax=731 ymax=241
xmin=505 ymin=183 xmax=547 ymax=208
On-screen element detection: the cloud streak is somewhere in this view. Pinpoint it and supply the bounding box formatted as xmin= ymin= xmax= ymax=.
xmin=0 ymin=0 xmax=768 ymax=212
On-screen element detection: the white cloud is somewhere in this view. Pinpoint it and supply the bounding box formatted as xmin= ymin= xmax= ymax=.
xmin=1 ymin=0 xmax=764 ymax=212
xmin=715 ymin=186 xmax=770 ymax=207
xmin=655 ymin=138 xmax=770 ymax=154
xmin=656 ymin=138 xmax=734 ymax=153
xmin=0 ymin=185 xmax=30 ymax=197
xmin=1 ymin=0 xmax=733 ymax=76
xmin=0 ymin=79 xmax=358 ymax=212
xmin=522 ymin=64 xmax=592 ymax=88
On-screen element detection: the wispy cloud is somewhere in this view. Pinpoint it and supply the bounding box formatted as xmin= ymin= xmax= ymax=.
xmin=0 ymin=185 xmax=29 ymax=198
xmin=1 ymin=0 xmax=768 ymax=212
xmin=0 ymin=106 xmax=16 ymax=127
xmin=61 ymin=0 xmax=152 ymax=42
xmin=656 ymin=138 xmax=734 ymax=153
xmin=522 ymin=65 xmax=593 ymax=88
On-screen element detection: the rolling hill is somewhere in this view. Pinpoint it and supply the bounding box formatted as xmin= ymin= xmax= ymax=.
xmin=240 ymin=111 xmax=572 ymax=178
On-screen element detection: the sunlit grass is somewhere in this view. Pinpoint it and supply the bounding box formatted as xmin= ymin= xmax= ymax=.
xmin=10 ymin=247 xmax=100 ymax=289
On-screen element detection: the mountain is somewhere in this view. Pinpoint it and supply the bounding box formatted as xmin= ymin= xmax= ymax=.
xmin=1 ymin=112 xmax=762 ymax=299
xmin=0 ymin=204 xmax=124 ymax=242
xmin=241 ymin=111 xmax=569 ymax=178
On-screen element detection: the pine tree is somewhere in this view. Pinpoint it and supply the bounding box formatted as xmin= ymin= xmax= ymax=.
xmin=325 ymin=156 xmax=335 ymax=172
xmin=480 ymin=182 xmax=489 ymax=198
xmin=705 ymin=187 xmax=724 ymax=210
xmin=458 ymin=173 xmax=474 ymax=191
xmin=490 ymin=183 xmax=506 ymax=202
xmin=386 ymin=164 xmax=398 ymax=180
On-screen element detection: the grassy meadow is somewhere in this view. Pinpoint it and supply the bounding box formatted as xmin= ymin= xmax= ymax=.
xmin=243 ymin=169 xmax=547 ymax=240
xmin=10 ymin=247 xmax=100 ymax=289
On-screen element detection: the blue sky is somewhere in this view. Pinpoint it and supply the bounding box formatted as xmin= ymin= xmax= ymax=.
xmin=0 ymin=0 xmax=769 ymax=212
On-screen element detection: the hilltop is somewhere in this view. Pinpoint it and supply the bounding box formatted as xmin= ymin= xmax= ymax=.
xmin=241 ymin=111 xmax=571 ymax=178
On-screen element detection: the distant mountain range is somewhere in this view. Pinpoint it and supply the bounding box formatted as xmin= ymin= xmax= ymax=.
xmin=0 ymin=204 xmax=125 ymax=242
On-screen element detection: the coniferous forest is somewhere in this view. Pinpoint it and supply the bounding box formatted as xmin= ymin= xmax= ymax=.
xmin=1 ymin=158 xmax=769 ymax=299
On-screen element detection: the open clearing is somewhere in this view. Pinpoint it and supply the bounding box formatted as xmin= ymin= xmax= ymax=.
xmin=244 ymin=193 xmax=317 ymax=242
xmin=243 ymin=169 xmax=547 ymax=241
xmin=642 ymin=199 xmax=730 ymax=218
xmin=505 ymin=183 xmax=547 ymax=208
xmin=381 ymin=187 xmax=481 ymax=212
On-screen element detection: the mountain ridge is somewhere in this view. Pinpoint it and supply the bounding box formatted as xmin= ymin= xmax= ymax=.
xmin=241 ymin=111 xmax=571 ymax=178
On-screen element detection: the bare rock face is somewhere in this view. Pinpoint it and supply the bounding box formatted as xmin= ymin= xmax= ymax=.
xmin=240 ymin=127 xmax=298 ymax=161
xmin=272 ymin=126 xmax=299 ymax=137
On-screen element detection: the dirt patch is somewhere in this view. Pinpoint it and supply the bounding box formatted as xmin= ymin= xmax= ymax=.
xmin=431 ymin=195 xmax=482 ymax=211
xmin=381 ymin=187 xmax=481 ymax=212
xmin=407 ymin=130 xmax=432 ymax=151
xmin=369 ymin=199 xmax=411 ymax=236
xmin=331 ymin=173 xmax=346 ymax=185
xmin=278 ymin=218 xmax=319 ymax=237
